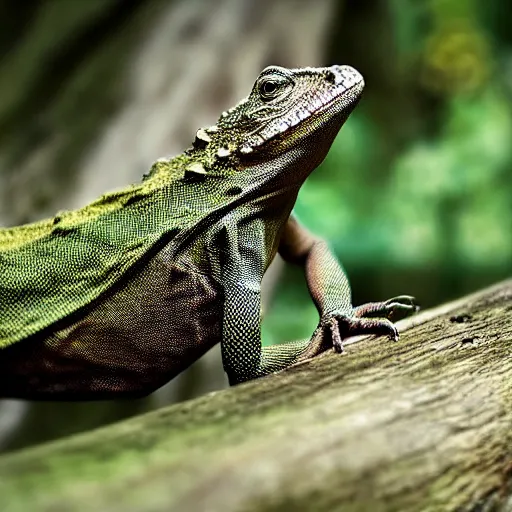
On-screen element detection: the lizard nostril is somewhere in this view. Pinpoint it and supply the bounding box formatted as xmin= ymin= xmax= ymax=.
xmin=325 ymin=71 xmax=336 ymax=84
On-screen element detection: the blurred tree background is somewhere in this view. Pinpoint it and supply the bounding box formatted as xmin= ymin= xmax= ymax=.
xmin=0 ymin=0 xmax=510 ymax=452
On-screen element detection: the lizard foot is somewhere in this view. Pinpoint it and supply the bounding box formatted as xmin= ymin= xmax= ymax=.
xmin=353 ymin=295 xmax=419 ymax=321
xmin=320 ymin=314 xmax=400 ymax=354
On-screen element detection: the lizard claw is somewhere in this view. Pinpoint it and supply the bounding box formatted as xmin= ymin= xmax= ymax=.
xmin=328 ymin=317 xmax=345 ymax=353
xmin=384 ymin=295 xmax=419 ymax=312
xmin=320 ymin=312 xmax=400 ymax=353
xmin=354 ymin=295 xmax=419 ymax=321
xmin=384 ymin=294 xmax=416 ymax=305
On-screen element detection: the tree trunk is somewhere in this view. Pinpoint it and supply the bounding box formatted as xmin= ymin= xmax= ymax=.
xmin=1 ymin=279 xmax=511 ymax=512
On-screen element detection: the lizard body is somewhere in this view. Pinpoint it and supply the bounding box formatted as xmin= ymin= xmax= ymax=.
xmin=0 ymin=65 xmax=417 ymax=399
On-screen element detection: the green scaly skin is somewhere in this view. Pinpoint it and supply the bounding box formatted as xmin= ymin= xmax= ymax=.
xmin=0 ymin=65 xmax=417 ymax=399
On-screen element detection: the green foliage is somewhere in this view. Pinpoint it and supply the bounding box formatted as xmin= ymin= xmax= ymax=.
xmin=265 ymin=0 xmax=512 ymax=344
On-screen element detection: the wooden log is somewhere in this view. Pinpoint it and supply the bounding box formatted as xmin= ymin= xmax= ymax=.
xmin=0 ymin=279 xmax=511 ymax=512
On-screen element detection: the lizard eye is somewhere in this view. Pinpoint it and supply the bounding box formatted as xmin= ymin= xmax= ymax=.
xmin=258 ymin=75 xmax=287 ymax=101
xmin=261 ymin=80 xmax=278 ymax=95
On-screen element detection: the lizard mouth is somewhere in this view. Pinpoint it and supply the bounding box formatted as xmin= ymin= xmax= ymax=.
xmin=240 ymin=65 xmax=364 ymax=155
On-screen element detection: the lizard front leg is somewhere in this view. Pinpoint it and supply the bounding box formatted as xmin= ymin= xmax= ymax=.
xmin=222 ymin=282 xmax=315 ymax=384
xmin=218 ymin=216 xmax=319 ymax=385
xmin=278 ymin=215 xmax=418 ymax=354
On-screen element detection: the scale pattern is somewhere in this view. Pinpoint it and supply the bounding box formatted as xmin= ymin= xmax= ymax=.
xmin=0 ymin=65 xmax=418 ymax=398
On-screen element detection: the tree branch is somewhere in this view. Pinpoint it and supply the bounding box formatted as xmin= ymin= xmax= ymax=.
xmin=1 ymin=279 xmax=511 ymax=512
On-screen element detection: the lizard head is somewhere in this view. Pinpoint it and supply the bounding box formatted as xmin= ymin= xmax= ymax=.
xmin=193 ymin=65 xmax=364 ymax=177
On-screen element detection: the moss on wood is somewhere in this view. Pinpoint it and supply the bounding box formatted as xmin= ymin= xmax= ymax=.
xmin=0 ymin=280 xmax=511 ymax=511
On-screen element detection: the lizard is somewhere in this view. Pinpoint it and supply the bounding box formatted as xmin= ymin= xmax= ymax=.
xmin=0 ymin=64 xmax=417 ymax=399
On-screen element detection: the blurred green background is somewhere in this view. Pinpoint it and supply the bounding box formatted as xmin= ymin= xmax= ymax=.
xmin=265 ymin=0 xmax=512 ymax=343
xmin=0 ymin=0 xmax=510 ymax=451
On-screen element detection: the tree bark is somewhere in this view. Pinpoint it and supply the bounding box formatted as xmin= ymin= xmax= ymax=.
xmin=1 ymin=279 xmax=511 ymax=512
